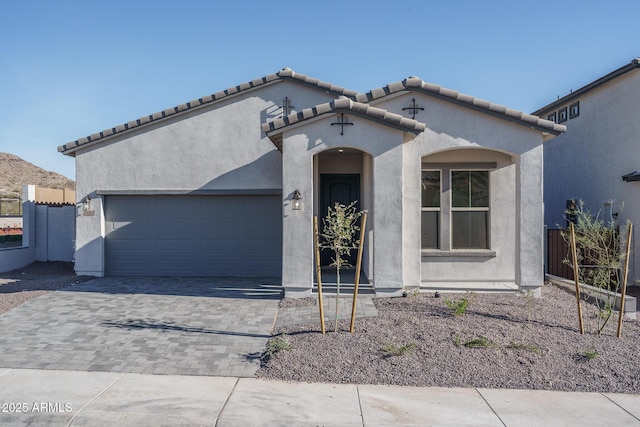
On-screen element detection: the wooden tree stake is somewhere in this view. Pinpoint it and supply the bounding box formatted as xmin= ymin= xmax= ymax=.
xmin=570 ymin=222 xmax=585 ymax=334
xmin=617 ymin=222 xmax=633 ymax=338
xmin=313 ymin=216 xmax=326 ymax=334
xmin=350 ymin=212 xmax=368 ymax=333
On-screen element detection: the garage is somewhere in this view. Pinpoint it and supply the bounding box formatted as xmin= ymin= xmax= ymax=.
xmin=104 ymin=195 xmax=282 ymax=276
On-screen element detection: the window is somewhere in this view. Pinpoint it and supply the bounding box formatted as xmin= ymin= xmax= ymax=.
xmin=547 ymin=112 xmax=557 ymax=123
xmin=451 ymin=171 xmax=489 ymax=249
xmin=421 ymin=167 xmax=491 ymax=251
xmin=569 ymin=101 xmax=580 ymax=119
xmin=421 ymin=171 xmax=440 ymax=249
xmin=557 ymin=107 xmax=568 ymax=123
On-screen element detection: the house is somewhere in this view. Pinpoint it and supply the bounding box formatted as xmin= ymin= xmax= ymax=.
xmin=533 ymin=58 xmax=640 ymax=286
xmin=58 ymin=68 xmax=565 ymax=297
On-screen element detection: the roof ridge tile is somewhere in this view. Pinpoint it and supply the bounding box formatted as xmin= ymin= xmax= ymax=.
xmin=357 ymin=77 xmax=564 ymax=135
xmin=261 ymin=98 xmax=426 ymax=137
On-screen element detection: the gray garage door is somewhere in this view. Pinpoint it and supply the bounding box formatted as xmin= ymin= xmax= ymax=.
xmin=105 ymin=195 xmax=282 ymax=276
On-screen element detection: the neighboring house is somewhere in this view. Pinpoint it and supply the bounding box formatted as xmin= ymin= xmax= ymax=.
xmin=58 ymin=68 xmax=564 ymax=297
xmin=533 ymin=58 xmax=640 ymax=286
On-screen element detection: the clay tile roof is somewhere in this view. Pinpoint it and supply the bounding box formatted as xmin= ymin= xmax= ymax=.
xmin=358 ymin=77 xmax=566 ymax=135
xmin=59 ymin=68 xmax=361 ymax=155
xmin=261 ymin=97 xmax=426 ymax=138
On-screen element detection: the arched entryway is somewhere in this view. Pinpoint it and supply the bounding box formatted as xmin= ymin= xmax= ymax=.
xmin=314 ymin=148 xmax=373 ymax=285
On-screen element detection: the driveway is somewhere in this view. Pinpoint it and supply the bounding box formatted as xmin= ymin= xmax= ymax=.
xmin=0 ymin=277 xmax=282 ymax=377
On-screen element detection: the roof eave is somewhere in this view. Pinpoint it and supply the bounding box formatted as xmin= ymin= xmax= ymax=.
xmin=359 ymin=77 xmax=562 ymax=135
xmin=532 ymin=58 xmax=640 ymax=116
xmin=58 ymin=68 xmax=362 ymax=155
xmin=263 ymin=101 xmax=426 ymax=149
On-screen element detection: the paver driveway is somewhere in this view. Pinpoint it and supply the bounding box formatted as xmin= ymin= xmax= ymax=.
xmin=0 ymin=277 xmax=282 ymax=377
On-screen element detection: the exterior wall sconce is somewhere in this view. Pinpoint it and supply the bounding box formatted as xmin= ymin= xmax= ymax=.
xmin=292 ymin=189 xmax=302 ymax=210
xmin=82 ymin=196 xmax=95 ymax=216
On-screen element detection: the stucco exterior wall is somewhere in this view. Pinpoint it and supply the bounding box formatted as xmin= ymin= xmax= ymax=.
xmin=280 ymin=115 xmax=409 ymax=297
xmin=541 ymin=70 xmax=640 ymax=284
xmin=67 ymin=74 xmax=552 ymax=293
xmin=72 ymin=80 xmax=337 ymax=277
xmin=378 ymin=93 xmax=546 ymax=292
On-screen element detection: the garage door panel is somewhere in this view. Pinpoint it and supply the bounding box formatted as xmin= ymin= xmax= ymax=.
xmin=109 ymin=197 xmax=151 ymax=213
xmin=107 ymin=239 xmax=151 ymax=250
xmin=199 ymin=261 xmax=241 ymax=274
xmin=157 ymin=200 xmax=197 ymax=217
xmin=106 ymin=195 xmax=282 ymax=276
xmin=198 ymin=228 xmax=240 ymax=240
xmin=246 ymin=239 xmax=280 ymax=251
xmin=111 ymin=260 xmax=151 ymax=273
xmin=200 ymin=219 xmax=240 ymax=232
xmin=245 ymin=262 xmax=280 ymax=275
xmin=201 ymin=239 xmax=240 ymax=250
xmin=156 ymin=240 xmax=196 ymax=250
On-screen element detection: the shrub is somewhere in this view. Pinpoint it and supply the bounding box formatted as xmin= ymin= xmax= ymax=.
xmin=262 ymin=334 xmax=292 ymax=361
xmin=381 ymin=342 xmax=417 ymax=356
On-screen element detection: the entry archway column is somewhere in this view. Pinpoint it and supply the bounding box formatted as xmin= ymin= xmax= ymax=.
xmin=281 ymin=134 xmax=315 ymax=297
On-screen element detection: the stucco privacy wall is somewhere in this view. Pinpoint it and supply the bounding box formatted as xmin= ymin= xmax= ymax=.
xmin=280 ymin=115 xmax=410 ymax=297
xmin=0 ymin=186 xmax=74 ymax=273
xmin=0 ymin=186 xmax=35 ymax=273
xmin=542 ymin=70 xmax=640 ymax=283
xmin=72 ymin=80 xmax=339 ymax=276
xmin=35 ymin=204 xmax=75 ymax=262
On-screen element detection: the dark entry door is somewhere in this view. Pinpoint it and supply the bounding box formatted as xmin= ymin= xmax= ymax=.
xmin=319 ymin=174 xmax=361 ymax=266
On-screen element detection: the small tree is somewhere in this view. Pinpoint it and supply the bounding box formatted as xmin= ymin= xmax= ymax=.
xmin=562 ymin=200 xmax=629 ymax=334
xmin=321 ymin=201 xmax=362 ymax=332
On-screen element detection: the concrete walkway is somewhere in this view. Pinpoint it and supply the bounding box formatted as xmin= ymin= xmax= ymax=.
xmin=0 ymin=368 xmax=638 ymax=426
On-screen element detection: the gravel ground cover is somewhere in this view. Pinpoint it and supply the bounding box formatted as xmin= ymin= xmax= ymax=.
xmin=0 ymin=262 xmax=92 ymax=314
xmin=259 ymin=284 xmax=640 ymax=394
xmin=2 ymin=263 xmax=638 ymax=393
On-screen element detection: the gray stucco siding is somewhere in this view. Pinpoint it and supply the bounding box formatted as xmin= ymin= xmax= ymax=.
xmin=415 ymin=149 xmax=518 ymax=285
xmin=376 ymin=93 xmax=544 ymax=155
xmin=542 ymin=69 xmax=640 ymax=284
xmin=72 ymin=80 xmax=339 ymax=277
xmin=280 ymin=116 xmax=411 ymax=296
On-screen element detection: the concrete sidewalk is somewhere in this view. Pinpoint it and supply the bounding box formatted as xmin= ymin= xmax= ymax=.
xmin=0 ymin=368 xmax=638 ymax=426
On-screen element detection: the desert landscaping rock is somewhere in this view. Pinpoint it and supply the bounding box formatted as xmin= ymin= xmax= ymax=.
xmin=0 ymin=262 xmax=92 ymax=314
xmin=2 ymin=264 xmax=638 ymax=393
xmin=259 ymin=284 xmax=640 ymax=394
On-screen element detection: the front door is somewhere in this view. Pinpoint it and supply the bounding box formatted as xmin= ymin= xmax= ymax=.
xmin=319 ymin=174 xmax=361 ymax=266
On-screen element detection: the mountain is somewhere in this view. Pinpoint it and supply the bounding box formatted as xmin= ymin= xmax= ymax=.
xmin=0 ymin=153 xmax=75 ymax=198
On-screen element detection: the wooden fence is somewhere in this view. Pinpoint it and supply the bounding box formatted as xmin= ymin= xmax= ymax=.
xmin=547 ymin=228 xmax=573 ymax=280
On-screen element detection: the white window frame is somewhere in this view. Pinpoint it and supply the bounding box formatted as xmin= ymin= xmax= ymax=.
xmin=421 ymin=162 xmax=496 ymax=257
xmin=421 ymin=169 xmax=441 ymax=249
xmin=450 ymin=169 xmax=490 ymax=250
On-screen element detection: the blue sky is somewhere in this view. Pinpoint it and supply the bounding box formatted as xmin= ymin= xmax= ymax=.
xmin=1 ymin=0 xmax=638 ymax=180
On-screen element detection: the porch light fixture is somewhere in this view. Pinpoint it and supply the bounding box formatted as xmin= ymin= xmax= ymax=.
xmin=81 ymin=196 xmax=95 ymax=216
xmin=82 ymin=196 xmax=92 ymax=213
xmin=292 ymin=189 xmax=302 ymax=210
xmin=622 ymin=170 xmax=640 ymax=182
